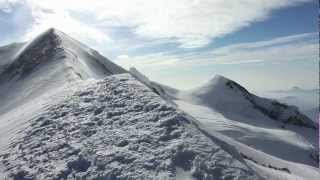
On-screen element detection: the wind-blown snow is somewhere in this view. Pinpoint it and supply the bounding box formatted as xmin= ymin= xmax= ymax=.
xmin=0 ymin=43 xmax=25 ymax=76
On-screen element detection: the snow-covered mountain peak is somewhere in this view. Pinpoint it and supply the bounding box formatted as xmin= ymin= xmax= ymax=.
xmin=130 ymin=71 xmax=319 ymax=177
xmin=1 ymin=28 xmax=126 ymax=82
xmin=202 ymin=75 xmax=230 ymax=87
xmin=1 ymin=28 xmax=61 ymax=80
xmin=211 ymin=74 xmax=229 ymax=82
xmin=193 ymin=75 xmax=250 ymax=100
xmin=189 ymin=75 xmax=317 ymax=129
xmin=0 ymin=28 xmax=127 ymax=114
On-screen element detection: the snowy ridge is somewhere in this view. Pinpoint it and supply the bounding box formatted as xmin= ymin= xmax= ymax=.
xmin=136 ymin=73 xmax=319 ymax=179
xmin=185 ymin=75 xmax=318 ymax=167
xmin=191 ymin=75 xmax=316 ymax=129
xmin=0 ymin=29 xmax=263 ymax=180
xmin=1 ymin=28 xmax=126 ymax=81
xmin=0 ymin=28 xmax=126 ymax=114
xmin=0 ymin=74 xmax=261 ymax=179
xmin=0 ymin=29 xmax=318 ymax=180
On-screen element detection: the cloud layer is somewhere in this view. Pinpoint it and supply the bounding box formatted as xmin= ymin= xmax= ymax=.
xmin=116 ymin=32 xmax=317 ymax=68
xmin=0 ymin=0 xmax=310 ymax=48
xmin=115 ymin=31 xmax=317 ymax=89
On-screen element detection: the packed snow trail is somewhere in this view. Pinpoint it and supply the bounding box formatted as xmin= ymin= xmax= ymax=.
xmin=0 ymin=74 xmax=261 ymax=179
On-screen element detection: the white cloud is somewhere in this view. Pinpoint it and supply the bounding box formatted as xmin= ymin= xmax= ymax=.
xmin=117 ymin=52 xmax=181 ymax=70
xmin=116 ymin=32 xmax=317 ymax=69
xmin=23 ymin=3 xmax=111 ymax=47
xmin=208 ymin=32 xmax=317 ymax=55
xmin=115 ymin=32 xmax=317 ymax=90
xmin=1 ymin=0 xmax=311 ymax=48
xmin=211 ymin=42 xmax=317 ymax=64
xmin=117 ymin=54 xmax=129 ymax=59
xmin=206 ymin=33 xmax=317 ymax=64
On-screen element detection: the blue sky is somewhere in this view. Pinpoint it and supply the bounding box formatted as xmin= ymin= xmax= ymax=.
xmin=0 ymin=0 xmax=318 ymax=91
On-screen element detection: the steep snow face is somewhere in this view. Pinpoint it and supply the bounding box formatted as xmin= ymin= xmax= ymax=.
xmin=0 ymin=28 xmax=126 ymax=114
xmin=0 ymin=74 xmax=261 ymax=179
xmin=1 ymin=28 xmax=126 ymax=81
xmin=191 ymin=75 xmax=316 ymax=129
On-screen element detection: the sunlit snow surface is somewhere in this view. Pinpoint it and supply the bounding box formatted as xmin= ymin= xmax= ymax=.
xmin=0 ymin=29 xmax=263 ymax=179
xmin=0 ymin=29 xmax=319 ymax=179
xmin=0 ymin=74 xmax=260 ymax=179
xmin=130 ymin=69 xmax=320 ymax=180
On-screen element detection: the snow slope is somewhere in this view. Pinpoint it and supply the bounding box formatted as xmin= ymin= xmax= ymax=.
xmin=1 ymin=74 xmax=262 ymax=179
xmin=190 ymin=75 xmax=316 ymax=129
xmin=130 ymin=70 xmax=319 ymax=180
xmin=1 ymin=28 xmax=318 ymax=180
xmin=0 ymin=28 xmax=126 ymax=115
xmin=0 ymin=29 xmax=272 ymax=179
